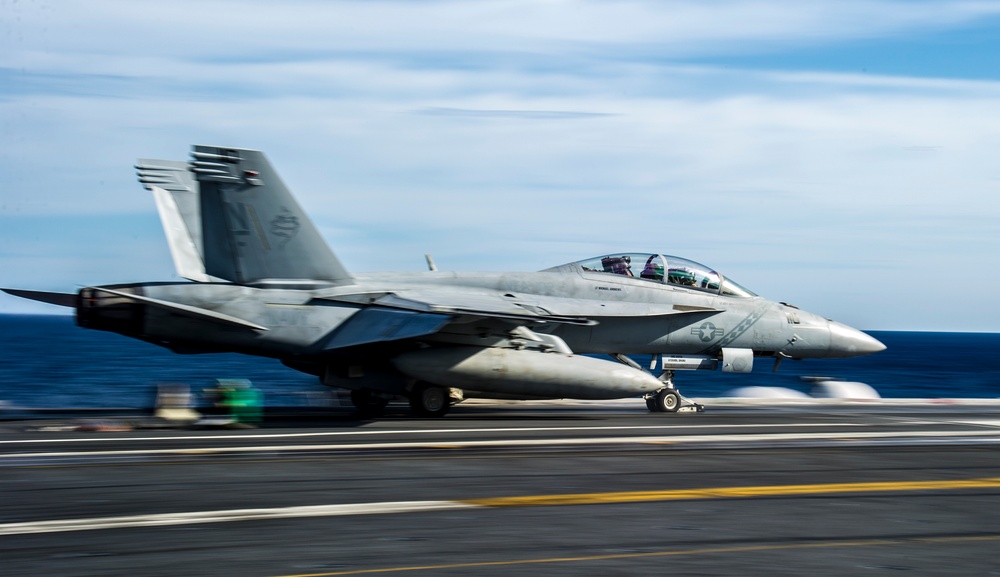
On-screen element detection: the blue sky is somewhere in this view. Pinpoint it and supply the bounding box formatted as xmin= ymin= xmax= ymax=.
xmin=1 ymin=0 xmax=999 ymax=331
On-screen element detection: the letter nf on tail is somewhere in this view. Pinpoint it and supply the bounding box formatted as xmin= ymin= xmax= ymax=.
xmin=3 ymin=145 xmax=885 ymax=417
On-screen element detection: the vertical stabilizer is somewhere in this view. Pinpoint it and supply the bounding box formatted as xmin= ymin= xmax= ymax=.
xmin=190 ymin=145 xmax=353 ymax=286
xmin=136 ymin=158 xmax=212 ymax=282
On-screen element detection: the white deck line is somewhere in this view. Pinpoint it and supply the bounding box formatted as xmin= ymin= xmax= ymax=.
xmin=0 ymin=421 xmax=868 ymax=445
xmin=0 ymin=501 xmax=479 ymax=536
xmin=4 ymin=429 xmax=1000 ymax=460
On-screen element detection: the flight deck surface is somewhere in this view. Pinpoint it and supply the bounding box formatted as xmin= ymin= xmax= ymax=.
xmin=2 ymin=402 xmax=999 ymax=576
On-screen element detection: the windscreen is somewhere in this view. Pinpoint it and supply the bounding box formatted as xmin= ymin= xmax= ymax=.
xmin=574 ymin=253 xmax=757 ymax=297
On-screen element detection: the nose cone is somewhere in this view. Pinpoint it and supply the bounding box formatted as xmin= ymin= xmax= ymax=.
xmin=828 ymin=321 xmax=886 ymax=357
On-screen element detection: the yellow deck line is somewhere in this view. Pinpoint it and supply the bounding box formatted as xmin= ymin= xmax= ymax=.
xmin=461 ymin=477 xmax=1000 ymax=507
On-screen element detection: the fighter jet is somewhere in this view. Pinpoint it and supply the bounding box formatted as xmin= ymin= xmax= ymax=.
xmin=4 ymin=145 xmax=885 ymax=417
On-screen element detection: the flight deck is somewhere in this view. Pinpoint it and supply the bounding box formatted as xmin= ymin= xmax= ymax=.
xmin=2 ymin=401 xmax=999 ymax=576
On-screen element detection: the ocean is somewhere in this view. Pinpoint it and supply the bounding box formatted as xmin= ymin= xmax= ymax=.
xmin=0 ymin=314 xmax=997 ymax=408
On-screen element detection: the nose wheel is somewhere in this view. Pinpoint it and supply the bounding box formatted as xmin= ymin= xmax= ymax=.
xmin=647 ymin=388 xmax=680 ymax=412
xmin=645 ymin=387 xmax=704 ymax=413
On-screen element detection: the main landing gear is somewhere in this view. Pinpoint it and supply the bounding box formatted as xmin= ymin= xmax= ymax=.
xmin=349 ymin=383 xmax=458 ymax=418
xmin=408 ymin=382 xmax=452 ymax=418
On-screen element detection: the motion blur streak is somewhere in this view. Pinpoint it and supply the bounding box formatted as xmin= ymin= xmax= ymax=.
xmin=4 ymin=477 xmax=998 ymax=536
xmin=274 ymin=535 xmax=1000 ymax=577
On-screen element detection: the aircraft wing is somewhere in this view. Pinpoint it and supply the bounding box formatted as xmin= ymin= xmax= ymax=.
xmin=320 ymin=289 xmax=721 ymax=326
xmin=314 ymin=289 xmax=722 ymax=351
xmin=377 ymin=289 xmax=720 ymax=320
xmin=314 ymin=291 xmax=594 ymax=350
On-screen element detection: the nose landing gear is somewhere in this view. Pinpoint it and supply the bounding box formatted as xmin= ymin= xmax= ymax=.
xmin=645 ymin=386 xmax=703 ymax=413
xmin=641 ymin=368 xmax=705 ymax=414
xmin=611 ymin=354 xmax=706 ymax=414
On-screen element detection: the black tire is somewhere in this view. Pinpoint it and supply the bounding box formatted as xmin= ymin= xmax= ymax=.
xmin=654 ymin=389 xmax=681 ymax=413
xmin=409 ymin=383 xmax=451 ymax=418
xmin=645 ymin=397 xmax=658 ymax=412
xmin=350 ymin=389 xmax=390 ymax=416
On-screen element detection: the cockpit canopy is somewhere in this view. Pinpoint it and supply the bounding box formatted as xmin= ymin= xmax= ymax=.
xmin=574 ymin=253 xmax=757 ymax=298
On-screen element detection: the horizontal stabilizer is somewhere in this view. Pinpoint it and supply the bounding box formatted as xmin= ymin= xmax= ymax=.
xmin=2 ymin=289 xmax=76 ymax=308
xmin=91 ymin=287 xmax=269 ymax=332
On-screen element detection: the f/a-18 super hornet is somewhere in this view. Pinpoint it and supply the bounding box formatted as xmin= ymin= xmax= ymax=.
xmin=4 ymin=145 xmax=885 ymax=417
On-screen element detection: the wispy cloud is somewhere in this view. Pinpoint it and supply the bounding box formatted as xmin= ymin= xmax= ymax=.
xmin=7 ymin=1 xmax=1000 ymax=59
xmin=415 ymin=107 xmax=616 ymax=119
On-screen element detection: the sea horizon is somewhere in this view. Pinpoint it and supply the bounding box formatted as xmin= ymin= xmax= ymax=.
xmin=1 ymin=314 xmax=997 ymax=408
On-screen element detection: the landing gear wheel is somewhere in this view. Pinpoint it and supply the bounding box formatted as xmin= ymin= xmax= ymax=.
xmin=645 ymin=397 xmax=657 ymax=411
xmin=409 ymin=383 xmax=451 ymax=418
xmin=350 ymin=389 xmax=390 ymax=416
xmin=653 ymin=389 xmax=681 ymax=413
